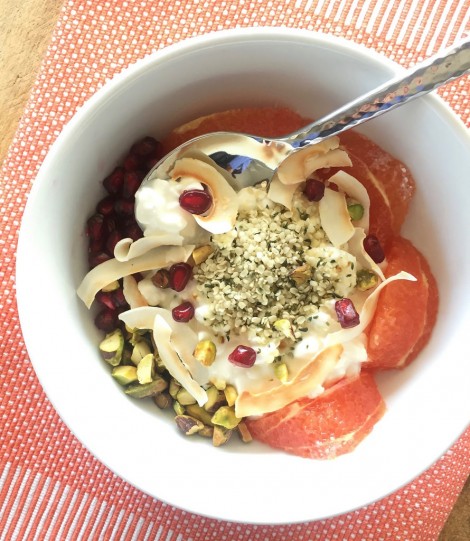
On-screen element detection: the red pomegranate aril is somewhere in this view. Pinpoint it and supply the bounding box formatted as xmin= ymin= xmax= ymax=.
xmin=86 ymin=214 xmax=105 ymax=241
xmin=122 ymin=221 xmax=143 ymax=241
xmin=122 ymin=170 xmax=145 ymax=199
xmin=88 ymin=238 xmax=104 ymax=254
xmin=179 ymin=189 xmax=213 ymax=215
xmin=131 ymin=137 xmax=161 ymax=158
xmin=114 ymin=198 xmax=135 ymax=216
xmin=145 ymin=157 xmax=159 ymax=172
xmin=172 ymin=301 xmax=195 ymax=322
xmin=95 ymin=291 xmax=115 ymax=310
xmin=335 ymin=298 xmax=360 ymax=329
xmin=328 ymin=182 xmax=339 ymax=192
xmin=169 ymin=262 xmax=192 ymax=292
xmin=106 ymin=230 xmax=122 ymax=255
xmin=95 ymin=308 xmax=119 ymax=332
xmin=123 ymin=153 xmax=143 ymax=171
xmin=96 ymin=195 xmax=116 ymax=216
xmin=112 ymin=288 xmax=128 ymax=309
xmin=103 ymin=216 xmax=118 ymax=234
xmin=304 ymin=179 xmax=325 ymax=202
xmin=89 ymin=251 xmax=111 ymax=269
xmin=103 ymin=167 xmax=125 ymax=195
xmin=228 ymin=345 xmax=257 ymax=368
xmin=363 ymin=234 xmax=385 ymax=263
xmin=152 ymin=269 xmax=170 ymax=288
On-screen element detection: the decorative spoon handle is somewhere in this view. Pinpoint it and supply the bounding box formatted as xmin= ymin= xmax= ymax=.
xmin=286 ymin=37 xmax=470 ymax=146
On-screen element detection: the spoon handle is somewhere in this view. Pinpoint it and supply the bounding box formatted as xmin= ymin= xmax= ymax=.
xmin=286 ymin=37 xmax=470 ymax=146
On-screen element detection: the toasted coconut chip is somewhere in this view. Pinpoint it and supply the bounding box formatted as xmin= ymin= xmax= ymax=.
xmin=122 ymin=275 xmax=148 ymax=309
xmin=319 ymin=188 xmax=355 ymax=247
xmin=267 ymin=175 xmax=298 ymax=209
xmin=77 ymin=245 xmax=194 ymax=309
xmin=171 ymin=157 xmax=238 ymax=234
xmin=348 ymin=228 xmax=386 ymax=280
xmin=325 ymin=271 xmax=416 ymax=347
xmin=327 ymin=170 xmax=370 ymax=230
xmin=153 ymin=314 xmax=207 ymax=406
xmin=114 ymin=234 xmax=184 ymax=262
xmin=276 ymin=137 xmax=351 ymax=186
xmin=119 ymin=307 xmax=207 ymax=405
xmin=235 ymin=345 xmax=342 ymax=418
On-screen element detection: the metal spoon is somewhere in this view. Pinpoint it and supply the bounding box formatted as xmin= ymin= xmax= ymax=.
xmin=144 ymin=37 xmax=470 ymax=190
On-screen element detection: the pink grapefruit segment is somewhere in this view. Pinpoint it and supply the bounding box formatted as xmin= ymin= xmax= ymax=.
xmin=245 ymin=372 xmax=386 ymax=459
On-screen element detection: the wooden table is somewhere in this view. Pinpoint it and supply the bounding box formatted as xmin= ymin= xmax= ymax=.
xmin=1 ymin=1 xmax=468 ymax=538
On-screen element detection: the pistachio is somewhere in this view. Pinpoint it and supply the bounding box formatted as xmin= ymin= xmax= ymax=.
xmin=203 ymin=386 xmax=223 ymax=412
xmin=237 ymin=421 xmax=253 ymax=443
xmin=111 ymin=365 xmax=138 ymax=386
xmin=212 ymin=425 xmax=232 ymax=447
xmin=153 ymin=391 xmax=172 ymax=409
xmin=124 ymin=377 xmax=167 ymax=398
xmin=173 ymin=401 xmax=185 ymax=416
xmin=347 ymin=203 xmax=364 ymax=221
xmin=131 ymin=339 xmax=152 ymax=365
xmin=193 ymin=340 xmax=217 ymax=366
xmin=169 ymin=378 xmax=181 ymax=399
xmin=274 ymin=362 xmax=289 ymax=382
xmin=185 ymin=404 xmax=214 ymax=425
xmin=136 ymin=353 xmax=155 ymax=384
xmin=289 ymin=264 xmax=312 ymax=285
xmin=151 ymin=268 xmax=170 ymax=289
xmin=176 ymin=388 xmax=197 ymax=406
xmin=199 ymin=425 xmax=214 ymax=438
xmin=210 ymin=377 xmax=226 ymax=391
xmin=175 ymin=415 xmax=204 ymax=436
xmin=273 ymin=319 xmax=296 ymax=340
xmin=223 ymin=385 xmax=238 ymax=407
xmin=101 ymin=280 xmax=120 ymax=292
xmin=99 ymin=329 xmax=124 ymax=366
xmin=211 ymin=406 xmax=241 ymax=429
xmin=192 ymin=245 xmax=215 ymax=265
xmin=356 ymin=269 xmax=379 ymax=291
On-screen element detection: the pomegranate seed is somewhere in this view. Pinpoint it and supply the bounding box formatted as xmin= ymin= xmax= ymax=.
xmin=112 ymin=288 xmax=128 ymax=309
xmin=179 ymin=189 xmax=213 ymax=215
xmin=169 ymin=262 xmax=192 ymax=292
xmin=114 ymin=198 xmax=135 ymax=216
xmin=131 ymin=137 xmax=161 ymax=158
xmin=123 ymin=153 xmax=142 ymax=171
xmin=328 ymin=182 xmax=339 ymax=192
xmin=172 ymin=301 xmax=195 ymax=322
xmin=145 ymin=157 xmax=159 ymax=171
xmin=122 ymin=220 xmax=143 ymax=241
xmin=363 ymin=235 xmax=385 ymax=263
xmin=106 ymin=230 xmax=122 ymax=255
xmin=103 ymin=216 xmax=118 ymax=234
xmin=122 ymin=170 xmax=145 ymax=199
xmin=133 ymin=272 xmax=144 ymax=282
xmin=103 ymin=167 xmax=125 ymax=195
xmin=335 ymin=298 xmax=360 ymax=329
xmin=96 ymin=195 xmax=116 ymax=216
xmin=88 ymin=238 xmax=104 ymax=254
xmin=228 ymin=345 xmax=256 ymax=368
xmin=89 ymin=251 xmax=111 ymax=268
xmin=95 ymin=291 xmax=115 ymax=310
xmin=152 ymin=269 xmax=170 ymax=288
xmin=304 ymin=179 xmax=325 ymax=202
xmin=86 ymin=214 xmax=105 ymax=241
xmin=95 ymin=309 xmax=119 ymax=332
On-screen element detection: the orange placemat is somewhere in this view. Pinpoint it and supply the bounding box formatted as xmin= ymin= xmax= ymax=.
xmin=1 ymin=1 xmax=469 ymax=539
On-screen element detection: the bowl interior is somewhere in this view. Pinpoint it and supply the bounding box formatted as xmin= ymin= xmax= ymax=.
xmin=17 ymin=29 xmax=470 ymax=523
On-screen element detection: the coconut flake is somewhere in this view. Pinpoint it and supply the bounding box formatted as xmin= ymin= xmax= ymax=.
xmin=171 ymin=157 xmax=238 ymax=234
xmin=319 ymin=188 xmax=355 ymax=247
xmin=114 ymin=234 xmax=184 ymax=262
xmin=77 ymin=245 xmax=194 ymax=309
xmin=122 ymin=275 xmax=148 ymax=309
xmin=327 ymin=170 xmax=370 ymax=230
xmin=267 ymin=175 xmax=298 ymax=209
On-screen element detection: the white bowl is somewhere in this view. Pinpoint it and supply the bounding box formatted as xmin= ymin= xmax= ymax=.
xmin=17 ymin=28 xmax=470 ymax=524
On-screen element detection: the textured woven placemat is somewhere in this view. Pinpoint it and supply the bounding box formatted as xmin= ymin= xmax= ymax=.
xmin=1 ymin=1 xmax=469 ymax=539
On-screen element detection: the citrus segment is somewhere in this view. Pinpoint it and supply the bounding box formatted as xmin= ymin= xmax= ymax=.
xmin=365 ymin=236 xmax=437 ymax=370
xmin=245 ymin=372 xmax=386 ymax=459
